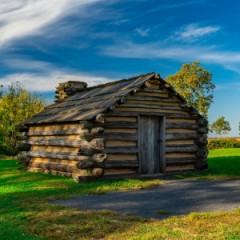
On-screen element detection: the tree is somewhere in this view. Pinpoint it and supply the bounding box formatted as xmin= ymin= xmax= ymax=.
xmin=210 ymin=116 xmax=231 ymax=136
xmin=0 ymin=82 xmax=45 ymax=155
xmin=166 ymin=61 xmax=215 ymax=117
xmin=239 ymin=122 xmax=240 ymax=136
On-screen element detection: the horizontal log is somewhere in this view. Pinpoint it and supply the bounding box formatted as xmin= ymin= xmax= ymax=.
xmin=166 ymin=133 xmax=197 ymax=141
xmin=77 ymin=160 xmax=139 ymax=169
xmin=28 ymin=138 xmax=104 ymax=150
xmin=91 ymin=127 xmax=104 ymax=134
xmin=77 ymin=161 xmax=94 ymax=169
xmin=122 ymin=103 xmax=181 ymax=110
xmin=196 ymin=118 xmax=208 ymax=126
xmin=96 ymin=113 xmax=105 ymax=123
xmin=145 ymin=81 xmax=159 ymax=89
xmin=27 ymin=151 xmax=89 ymax=161
xmin=166 ymin=122 xmax=198 ymax=130
xmin=78 ymin=148 xmax=101 ymax=156
xmin=16 ymin=135 xmax=29 ymax=141
xmin=102 ymin=133 xmax=137 ymax=141
xmin=16 ymin=124 xmax=28 ymax=132
xmin=16 ymin=143 xmax=31 ymax=152
xmin=91 ymin=168 xmax=104 ymax=177
xmin=103 ymin=147 xmax=138 ymax=154
xmin=17 ymin=155 xmax=30 ymax=164
xmin=166 ymin=145 xmax=197 ymax=153
xmin=127 ymin=95 xmax=179 ymax=103
xmin=28 ymin=128 xmax=83 ymax=136
xmin=96 ymin=122 xmax=137 ymax=128
xmin=91 ymin=153 xmax=107 ymax=163
xmin=197 ymin=127 xmax=208 ymax=134
xmin=29 ymin=162 xmax=76 ymax=172
xmin=166 ymin=157 xmax=197 ymax=166
xmin=79 ymin=121 xmax=93 ymax=129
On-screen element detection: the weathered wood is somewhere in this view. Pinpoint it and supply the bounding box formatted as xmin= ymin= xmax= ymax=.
xmin=122 ymin=103 xmax=181 ymax=111
xmin=107 ymin=154 xmax=137 ymax=161
xmin=29 ymin=162 xmax=76 ymax=172
xmin=91 ymin=168 xmax=104 ymax=177
xmin=16 ymin=135 xmax=28 ymax=141
xmin=17 ymin=143 xmax=31 ymax=152
xmin=28 ymin=128 xmax=84 ymax=136
xmin=78 ymin=148 xmax=101 ymax=156
xmin=166 ymin=157 xmax=197 ymax=165
xmin=16 ymin=124 xmax=28 ymax=132
xmin=79 ymin=121 xmax=93 ymax=129
xmin=103 ymin=147 xmax=138 ymax=154
xmin=196 ymin=117 xmax=208 ymax=126
xmin=145 ymin=81 xmax=159 ymax=89
xmin=102 ymin=133 xmax=137 ymax=141
xmin=139 ymin=115 xmax=161 ymax=174
xmin=28 ymin=138 xmax=104 ymax=150
xmin=166 ymin=122 xmax=198 ymax=130
xmin=197 ymin=127 xmax=208 ymax=134
xmin=77 ymin=161 xmax=94 ymax=169
xmin=127 ymin=95 xmax=179 ymax=103
xmin=166 ymin=133 xmax=197 ymax=140
xmin=91 ymin=153 xmax=107 ymax=163
xmin=96 ymin=113 xmax=105 ymax=123
xmin=91 ymin=127 xmax=104 ymax=134
xmin=27 ymin=151 xmax=89 ymax=161
xmin=17 ymin=155 xmax=30 ymax=164
xmin=106 ymin=116 xmax=137 ymax=122
xmin=166 ymin=145 xmax=197 ymax=153
xmin=106 ymin=140 xmax=136 ymax=147
xmin=96 ymin=122 xmax=137 ymax=128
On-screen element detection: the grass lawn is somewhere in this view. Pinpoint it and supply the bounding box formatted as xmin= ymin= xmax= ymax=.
xmin=170 ymin=148 xmax=240 ymax=180
xmin=0 ymin=148 xmax=240 ymax=240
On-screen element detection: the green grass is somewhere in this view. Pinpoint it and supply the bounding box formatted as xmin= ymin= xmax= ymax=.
xmin=169 ymin=148 xmax=240 ymax=180
xmin=0 ymin=148 xmax=240 ymax=239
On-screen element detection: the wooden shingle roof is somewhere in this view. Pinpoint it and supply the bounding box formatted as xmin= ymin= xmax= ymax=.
xmin=25 ymin=73 xmax=162 ymax=125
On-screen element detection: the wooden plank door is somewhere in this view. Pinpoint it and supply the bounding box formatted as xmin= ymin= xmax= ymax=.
xmin=139 ymin=115 xmax=165 ymax=174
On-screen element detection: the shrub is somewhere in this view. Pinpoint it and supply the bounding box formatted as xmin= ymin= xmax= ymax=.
xmin=208 ymin=138 xmax=240 ymax=150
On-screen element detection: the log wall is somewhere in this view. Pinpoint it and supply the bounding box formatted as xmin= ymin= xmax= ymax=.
xmin=18 ymin=77 xmax=208 ymax=180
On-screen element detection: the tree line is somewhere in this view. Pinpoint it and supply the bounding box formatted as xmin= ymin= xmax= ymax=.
xmin=0 ymin=83 xmax=45 ymax=156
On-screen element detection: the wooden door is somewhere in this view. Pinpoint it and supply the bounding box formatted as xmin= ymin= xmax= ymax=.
xmin=139 ymin=115 xmax=165 ymax=174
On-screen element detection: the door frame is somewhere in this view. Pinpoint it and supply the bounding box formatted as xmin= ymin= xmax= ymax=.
xmin=137 ymin=114 xmax=166 ymax=174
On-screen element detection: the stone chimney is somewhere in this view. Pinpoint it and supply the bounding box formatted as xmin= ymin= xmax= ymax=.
xmin=55 ymin=81 xmax=87 ymax=101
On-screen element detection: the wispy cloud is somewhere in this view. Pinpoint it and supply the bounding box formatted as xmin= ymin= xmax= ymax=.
xmin=0 ymin=0 xmax=101 ymax=47
xmin=174 ymin=23 xmax=220 ymax=42
xmin=135 ymin=27 xmax=150 ymax=37
xmin=0 ymin=70 xmax=112 ymax=92
xmin=101 ymin=40 xmax=240 ymax=73
xmin=146 ymin=0 xmax=206 ymax=14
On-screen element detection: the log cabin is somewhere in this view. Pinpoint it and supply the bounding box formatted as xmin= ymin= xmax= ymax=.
xmin=17 ymin=73 xmax=208 ymax=181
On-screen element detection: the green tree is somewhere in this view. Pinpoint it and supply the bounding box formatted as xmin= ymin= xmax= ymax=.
xmin=0 ymin=82 xmax=45 ymax=155
xmin=166 ymin=61 xmax=215 ymax=117
xmin=210 ymin=116 xmax=231 ymax=136
xmin=239 ymin=122 xmax=240 ymax=136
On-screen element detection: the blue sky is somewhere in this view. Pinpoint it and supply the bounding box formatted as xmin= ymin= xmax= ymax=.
xmin=0 ymin=0 xmax=240 ymax=136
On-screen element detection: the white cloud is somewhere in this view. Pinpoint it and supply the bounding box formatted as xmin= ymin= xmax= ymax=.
xmin=135 ymin=27 xmax=150 ymax=37
xmin=101 ymin=41 xmax=240 ymax=73
xmin=175 ymin=24 xmax=220 ymax=42
xmin=0 ymin=0 xmax=101 ymax=47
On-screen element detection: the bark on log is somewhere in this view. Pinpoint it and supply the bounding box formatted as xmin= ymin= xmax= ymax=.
xmin=77 ymin=161 xmax=94 ymax=169
xmin=17 ymin=155 xmax=30 ymax=164
xmin=91 ymin=127 xmax=104 ymax=135
xmin=96 ymin=114 xmax=105 ymax=123
xmin=79 ymin=121 xmax=93 ymax=129
xmin=29 ymin=162 xmax=75 ymax=172
xmin=91 ymin=168 xmax=104 ymax=177
xmin=91 ymin=153 xmax=107 ymax=163
xmin=16 ymin=135 xmax=28 ymax=141
xmin=16 ymin=143 xmax=31 ymax=152
xmin=28 ymin=151 xmax=89 ymax=161
xmin=16 ymin=124 xmax=28 ymax=132
xmin=78 ymin=148 xmax=101 ymax=156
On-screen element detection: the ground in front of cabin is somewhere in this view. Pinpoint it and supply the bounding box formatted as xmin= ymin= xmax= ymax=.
xmin=0 ymin=148 xmax=240 ymax=240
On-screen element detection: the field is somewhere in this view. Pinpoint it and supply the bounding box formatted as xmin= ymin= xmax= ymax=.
xmin=0 ymin=148 xmax=240 ymax=240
